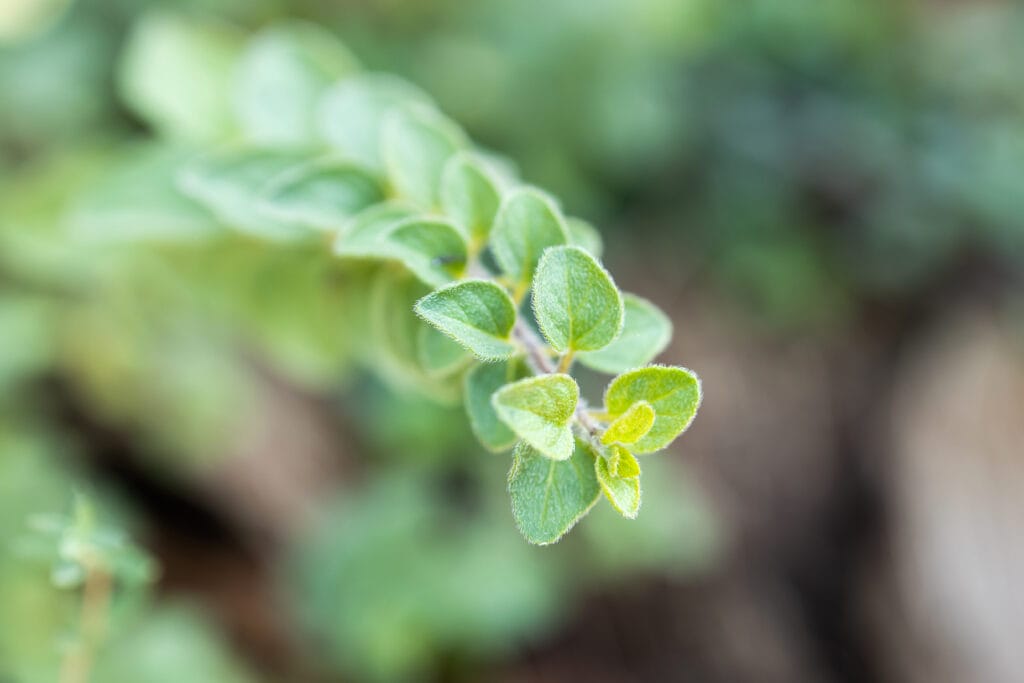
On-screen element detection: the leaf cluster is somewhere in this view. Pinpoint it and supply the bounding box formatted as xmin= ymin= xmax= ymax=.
xmin=113 ymin=23 xmax=702 ymax=544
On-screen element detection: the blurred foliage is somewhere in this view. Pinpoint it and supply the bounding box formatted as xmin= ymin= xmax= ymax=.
xmin=2 ymin=0 xmax=1022 ymax=680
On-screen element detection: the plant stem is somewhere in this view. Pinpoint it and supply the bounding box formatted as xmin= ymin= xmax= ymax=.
xmin=60 ymin=562 xmax=112 ymax=683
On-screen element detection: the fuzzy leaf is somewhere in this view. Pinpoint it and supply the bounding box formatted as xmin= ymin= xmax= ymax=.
xmin=178 ymin=149 xmax=312 ymax=240
xmin=603 ymin=366 xmax=702 ymax=455
xmin=567 ymin=217 xmax=603 ymax=259
xmin=414 ymin=280 xmax=518 ymax=360
xmin=532 ymin=245 xmax=624 ymax=353
xmin=336 ymin=215 xmax=466 ymax=287
xmin=382 ymin=106 xmax=465 ymax=209
xmin=595 ymin=448 xmax=641 ymax=519
xmin=318 ymin=74 xmax=433 ymax=172
xmin=440 ymin=153 xmax=501 ymax=244
xmin=579 ymin=294 xmax=672 ymax=374
xmin=508 ymin=439 xmax=601 ymax=545
xmin=610 ymin=445 xmax=641 ymax=478
xmin=492 ymin=374 xmax=579 ymax=461
xmin=464 ymin=359 xmax=529 ymax=452
xmin=260 ymin=159 xmax=384 ymax=231
xmin=233 ymin=22 xmax=359 ymax=146
xmin=601 ymin=400 xmax=655 ymax=445
xmin=490 ymin=188 xmax=569 ymax=295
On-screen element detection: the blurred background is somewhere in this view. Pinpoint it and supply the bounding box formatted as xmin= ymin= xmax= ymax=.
xmin=2 ymin=0 xmax=1023 ymax=681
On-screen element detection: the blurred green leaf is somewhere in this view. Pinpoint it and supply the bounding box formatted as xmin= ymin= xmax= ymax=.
xmin=118 ymin=11 xmax=243 ymax=142
xmin=233 ymin=22 xmax=360 ymax=146
xmin=463 ymin=359 xmax=529 ymax=452
xmin=382 ymin=106 xmax=466 ymax=209
xmin=318 ymin=73 xmax=434 ymax=172
xmin=259 ymin=158 xmax=384 ymax=232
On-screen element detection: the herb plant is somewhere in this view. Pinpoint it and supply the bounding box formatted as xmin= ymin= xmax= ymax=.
xmin=108 ymin=22 xmax=703 ymax=545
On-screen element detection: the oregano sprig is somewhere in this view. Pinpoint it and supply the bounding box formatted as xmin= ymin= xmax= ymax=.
xmin=155 ymin=24 xmax=703 ymax=544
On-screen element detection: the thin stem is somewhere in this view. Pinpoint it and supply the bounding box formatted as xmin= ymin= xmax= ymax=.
xmin=556 ymin=351 xmax=575 ymax=374
xmin=60 ymin=562 xmax=112 ymax=683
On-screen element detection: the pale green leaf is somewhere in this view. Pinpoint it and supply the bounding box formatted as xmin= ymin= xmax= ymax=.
xmin=490 ymin=188 xmax=569 ymax=295
xmin=532 ymin=245 xmax=624 ymax=353
xmin=464 ymin=359 xmax=529 ymax=452
xmin=335 ymin=214 xmax=467 ymax=287
xmin=67 ymin=145 xmax=222 ymax=243
xmin=335 ymin=202 xmax=414 ymax=250
xmin=440 ymin=153 xmax=501 ymax=245
xmin=118 ymin=11 xmax=242 ymax=142
xmin=413 ymin=280 xmax=518 ymax=360
xmin=367 ymin=268 xmax=461 ymax=403
xmin=178 ymin=149 xmax=313 ymax=240
xmin=318 ymin=74 xmax=433 ymax=172
xmin=492 ymin=374 xmax=578 ymax=461
xmin=610 ymin=445 xmax=641 ymax=478
xmin=233 ymin=22 xmax=359 ymax=146
xmin=578 ymin=294 xmax=672 ymax=374
xmin=600 ymin=400 xmax=655 ymax=445
xmin=603 ymin=366 xmax=702 ymax=455
xmin=417 ymin=324 xmax=471 ymax=378
xmin=385 ymin=218 xmax=467 ymax=287
xmin=595 ymin=449 xmax=641 ymax=519
xmin=382 ymin=106 xmax=466 ymax=209
xmin=567 ymin=217 xmax=603 ymax=259
xmin=260 ymin=159 xmax=384 ymax=231
xmin=508 ymin=439 xmax=601 ymax=545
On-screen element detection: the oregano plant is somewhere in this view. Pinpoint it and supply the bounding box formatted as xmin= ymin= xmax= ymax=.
xmin=122 ymin=22 xmax=702 ymax=545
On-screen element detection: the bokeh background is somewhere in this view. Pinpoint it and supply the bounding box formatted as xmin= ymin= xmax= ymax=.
xmin=2 ymin=0 xmax=1024 ymax=681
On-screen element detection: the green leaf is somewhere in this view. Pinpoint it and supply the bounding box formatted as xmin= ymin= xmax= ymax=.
xmin=609 ymin=445 xmax=641 ymax=478
xmin=508 ymin=439 xmax=601 ymax=545
xmin=440 ymin=153 xmax=501 ymax=245
xmin=463 ymin=359 xmax=529 ymax=452
xmin=233 ymin=22 xmax=359 ymax=146
xmin=367 ymin=268 xmax=461 ymax=403
xmin=336 ymin=202 xmax=414 ymax=250
xmin=567 ymin=217 xmax=603 ymax=259
xmin=490 ymin=188 xmax=569 ymax=296
xmin=260 ymin=159 xmax=384 ymax=231
xmin=118 ymin=11 xmax=243 ymax=142
xmin=178 ymin=149 xmax=313 ymax=240
xmin=335 ymin=214 xmax=467 ymax=287
xmin=413 ymin=280 xmax=518 ymax=360
xmin=67 ymin=144 xmax=222 ymax=243
xmin=492 ymin=374 xmax=579 ymax=461
xmin=417 ymin=324 xmax=471 ymax=378
xmin=382 ymin=106 xmax=466 ymax=209
xmin=595 ymin=448 xmax=641 ymax=519
xmin=603 ymin=366 xmax=702 ymax=455
xmin=600 ymin=400 xmax=655 ymax=445
xmin=578 ymin=294 xmax=672 ymax=374
xmin=385 ymin=218 xmax=467 ymax=287
xmin=318 ymin=74 xmax=433 ymax=172
xmin=532 ymin=245 xmax=624 ymax=353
